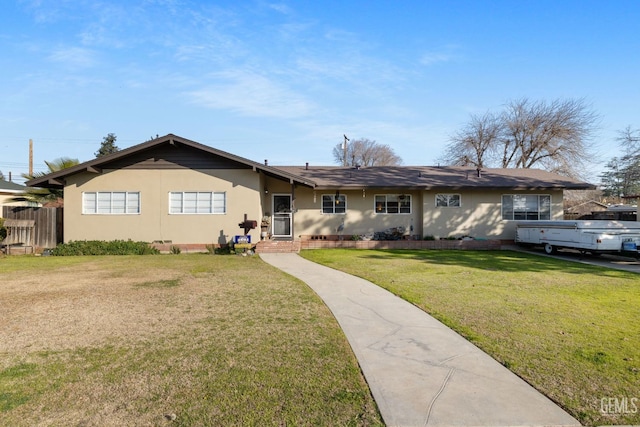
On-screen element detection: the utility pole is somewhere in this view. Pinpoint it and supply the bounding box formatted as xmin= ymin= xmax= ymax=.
xmin=29 ymin=139 xmax=33 ymax=177
xmin=343 ymin=134 xmax=349 ymax=167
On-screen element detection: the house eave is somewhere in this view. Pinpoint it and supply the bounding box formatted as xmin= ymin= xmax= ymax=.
xmin=26 ymin=134 xmax=318 ymax=189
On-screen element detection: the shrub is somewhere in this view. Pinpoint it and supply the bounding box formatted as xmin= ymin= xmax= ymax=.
xmin=214 ymin=245 xmax=232 ymax=255
xmin=0 ymin=218 xmax=6 ymax=241
xmin=423 ymin=234 xmax=435 ymax=241
xmin=51 ymin=240 xmax=160 ymax=256
xmin=170 ymin=245 xmax=181 ymax=254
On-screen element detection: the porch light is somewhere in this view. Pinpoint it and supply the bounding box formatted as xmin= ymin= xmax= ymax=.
xmin=264 ymin=187 xmax=269 ymax=194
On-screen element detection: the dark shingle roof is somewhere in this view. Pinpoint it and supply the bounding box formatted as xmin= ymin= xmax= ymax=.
xmin=24 ymin=133 xmax=595 ymax=191
xmin=273 ymin=166 xmax=595 ymax=190
xmin=0 ymin=180 xmax=27 ymax=193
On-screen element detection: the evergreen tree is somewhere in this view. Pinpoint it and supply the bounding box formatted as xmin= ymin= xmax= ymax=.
xmin=95 ymin=133 xmax=120 ymax=157
xmin=600 ymin=127 xmax=640 ymax=199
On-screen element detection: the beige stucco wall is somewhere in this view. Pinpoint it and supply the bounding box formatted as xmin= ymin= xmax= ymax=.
xmin=64 ymin=168 xmax=266 ymax=244
xmin=421 ymin=189 xmax=564 ymax=239
xmin=63 ymin=167 xmax=567 ymax=244
xmin=290 ymin=187 xmax=422 ymax=238
xmin=289 ymin=187 xmax=564 ymax=241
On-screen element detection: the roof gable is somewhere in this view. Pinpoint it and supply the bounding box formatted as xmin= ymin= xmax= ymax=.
xmin=26 ymin=134 xmax=316 ymax=189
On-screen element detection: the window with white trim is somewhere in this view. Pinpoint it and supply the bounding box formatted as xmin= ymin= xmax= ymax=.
xmin=502 ymin=194 xmax=551 ymax=220
xmin=375 ymin=194 xmax=411 ymax=214
xmin=322 ymin=194 xmax=346 ymax=214
xmin=436 ymin=194 xmax=460 ymax=207
xmin=169 ymin=191 xmax=226 ymax=214
xmin=83 ymin=192 xmax=140 ymax=214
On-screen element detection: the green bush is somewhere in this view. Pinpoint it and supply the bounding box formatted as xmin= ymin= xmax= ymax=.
xmin=214 ymin=245 xmax=232 ymax=255
xmin=51 ymin=240 xmax=160 ymax=256
xmin=0 ymin=218 xmax=6 ymax=241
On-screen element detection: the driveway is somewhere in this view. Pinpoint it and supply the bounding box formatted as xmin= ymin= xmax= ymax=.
xmin=510 ymin=245 xmax=640 ymax=273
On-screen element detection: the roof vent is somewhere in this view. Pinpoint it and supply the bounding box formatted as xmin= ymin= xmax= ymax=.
xmin=476 ymin=168 xmax=482 ymax=178
xmin=305 ymin=162 xmax=309 ymax=170
xmin=264 ymin=159 xmax=268 ymax=166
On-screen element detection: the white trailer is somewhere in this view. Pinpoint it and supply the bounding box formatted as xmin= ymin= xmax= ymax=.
xmin=515 ymin=220 xmax=640 ymax=256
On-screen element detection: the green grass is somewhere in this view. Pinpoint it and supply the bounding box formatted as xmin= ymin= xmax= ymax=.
xmin=0 ymin=254 xmax=382 ymax=426
xmin=301 ymin=249 xmax=640 ymax=426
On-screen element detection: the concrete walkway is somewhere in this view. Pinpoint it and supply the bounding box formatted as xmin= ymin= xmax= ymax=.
xmin=260 ymin=253 xmax=581 ymax=427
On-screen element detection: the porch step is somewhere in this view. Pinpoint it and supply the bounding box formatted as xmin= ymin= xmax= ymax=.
xmin=255 ymin=240 xmax=300 ymax=253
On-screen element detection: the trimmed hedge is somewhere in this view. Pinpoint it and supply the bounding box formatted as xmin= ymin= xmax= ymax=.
xmin=51 ymin=240 xmax=160 ymax=256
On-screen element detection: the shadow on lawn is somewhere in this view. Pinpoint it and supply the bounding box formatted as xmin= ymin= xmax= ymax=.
xmin=356 ymin=249 xmax=630 ymax=276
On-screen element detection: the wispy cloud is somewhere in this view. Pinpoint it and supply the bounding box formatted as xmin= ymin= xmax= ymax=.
xmin=419 ymin=46 xmax=461 ymax=66
xmin=186 ymin=70 xmax=315 ymax=119
xmin=48 ymin=46 xmax=97 ymax=68
xmin=268 ymin=3 xmax=292 ymax=15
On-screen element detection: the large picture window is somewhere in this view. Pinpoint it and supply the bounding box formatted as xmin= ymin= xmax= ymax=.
xmin=170 ymin=191 xmax=226 ymax=214
xmin=502 ymin=194 xmax=551 ymax=220
xmin=375 ymin=194 xmax=411 ymax=214
xmin=83 ymin=192 xmax=140 ymax=214
xmin=436 ymin=194 xmax=461 ymax=207
xmin=322 ymin=194 xmax=346 ymax=214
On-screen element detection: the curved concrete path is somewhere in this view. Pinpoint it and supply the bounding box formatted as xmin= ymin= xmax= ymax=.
xmin=260 ymin=253 xmax=581 ymax=427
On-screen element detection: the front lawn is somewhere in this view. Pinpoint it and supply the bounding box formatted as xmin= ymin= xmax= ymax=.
xmin=301 ymin=249 xmax=640 ymax=426
xmin=0 ymin=254 xmax=382 ymax=426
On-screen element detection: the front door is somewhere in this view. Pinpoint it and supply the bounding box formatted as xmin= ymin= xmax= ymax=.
xmin=272 ymin=194 xmax=292 ymax=238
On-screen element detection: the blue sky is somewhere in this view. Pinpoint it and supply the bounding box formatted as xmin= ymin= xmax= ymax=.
xmin=1 ymin=0 xmax=638 ymax=184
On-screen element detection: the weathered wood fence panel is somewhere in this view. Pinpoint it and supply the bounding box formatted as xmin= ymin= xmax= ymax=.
xmin=2 ymin=206 xmax=63 ymax=248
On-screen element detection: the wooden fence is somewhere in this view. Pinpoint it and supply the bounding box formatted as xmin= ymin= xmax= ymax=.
xmin=2 ymin=206 xmax=63 ymax=249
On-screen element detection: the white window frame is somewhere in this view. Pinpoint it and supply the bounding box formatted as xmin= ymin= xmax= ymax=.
xmin=502 ymin=194 xmax=551 ymax=220
xmin=169 ymin=191 xmax=226 ymax=214
xmin=435 ymin=194 xmax=461 ymax=207
xmin=374 ymin=194 xmax=411 ymax=214
xmin=322 ymin=194 xmax=347 ymax=214
xmin=83 ymin=191 xmax=140 ymax=215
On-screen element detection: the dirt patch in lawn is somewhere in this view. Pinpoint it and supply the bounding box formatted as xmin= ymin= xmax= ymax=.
xmin=0 ymin=256 xmax=382 ymax=426
xmin=1 ymin=262 xmax=210 ymax=355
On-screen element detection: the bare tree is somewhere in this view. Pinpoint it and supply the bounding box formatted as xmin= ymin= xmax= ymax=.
xmin=332 ymin=138 xmax=402 ymax=166
xmin=441 ymin=112 xmax=502 ymax=168
xmin=441 ymin=98 xmax=599 ymax=178
xmin=500 ymin=98 xmax=598 ymax=177
xmin=617 ymin=125 xmax=640 ymax=155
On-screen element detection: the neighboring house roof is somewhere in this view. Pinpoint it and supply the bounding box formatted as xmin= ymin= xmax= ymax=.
xmin=0 ymin=180 xmax=27 ymax=193
xmin=565 ymin=200 xmax=608 ymax=213
xmin=25 ymin=133 xmax=595 ymax=191
xmin=26 ymin=134 xmax=317 ymax=189
xmin=275 ymin=166 xmax=595 ymax=190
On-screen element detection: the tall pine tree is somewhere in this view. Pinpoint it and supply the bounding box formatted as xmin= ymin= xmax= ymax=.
xmin=95 ymin=133 xmax=120 ymax=157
